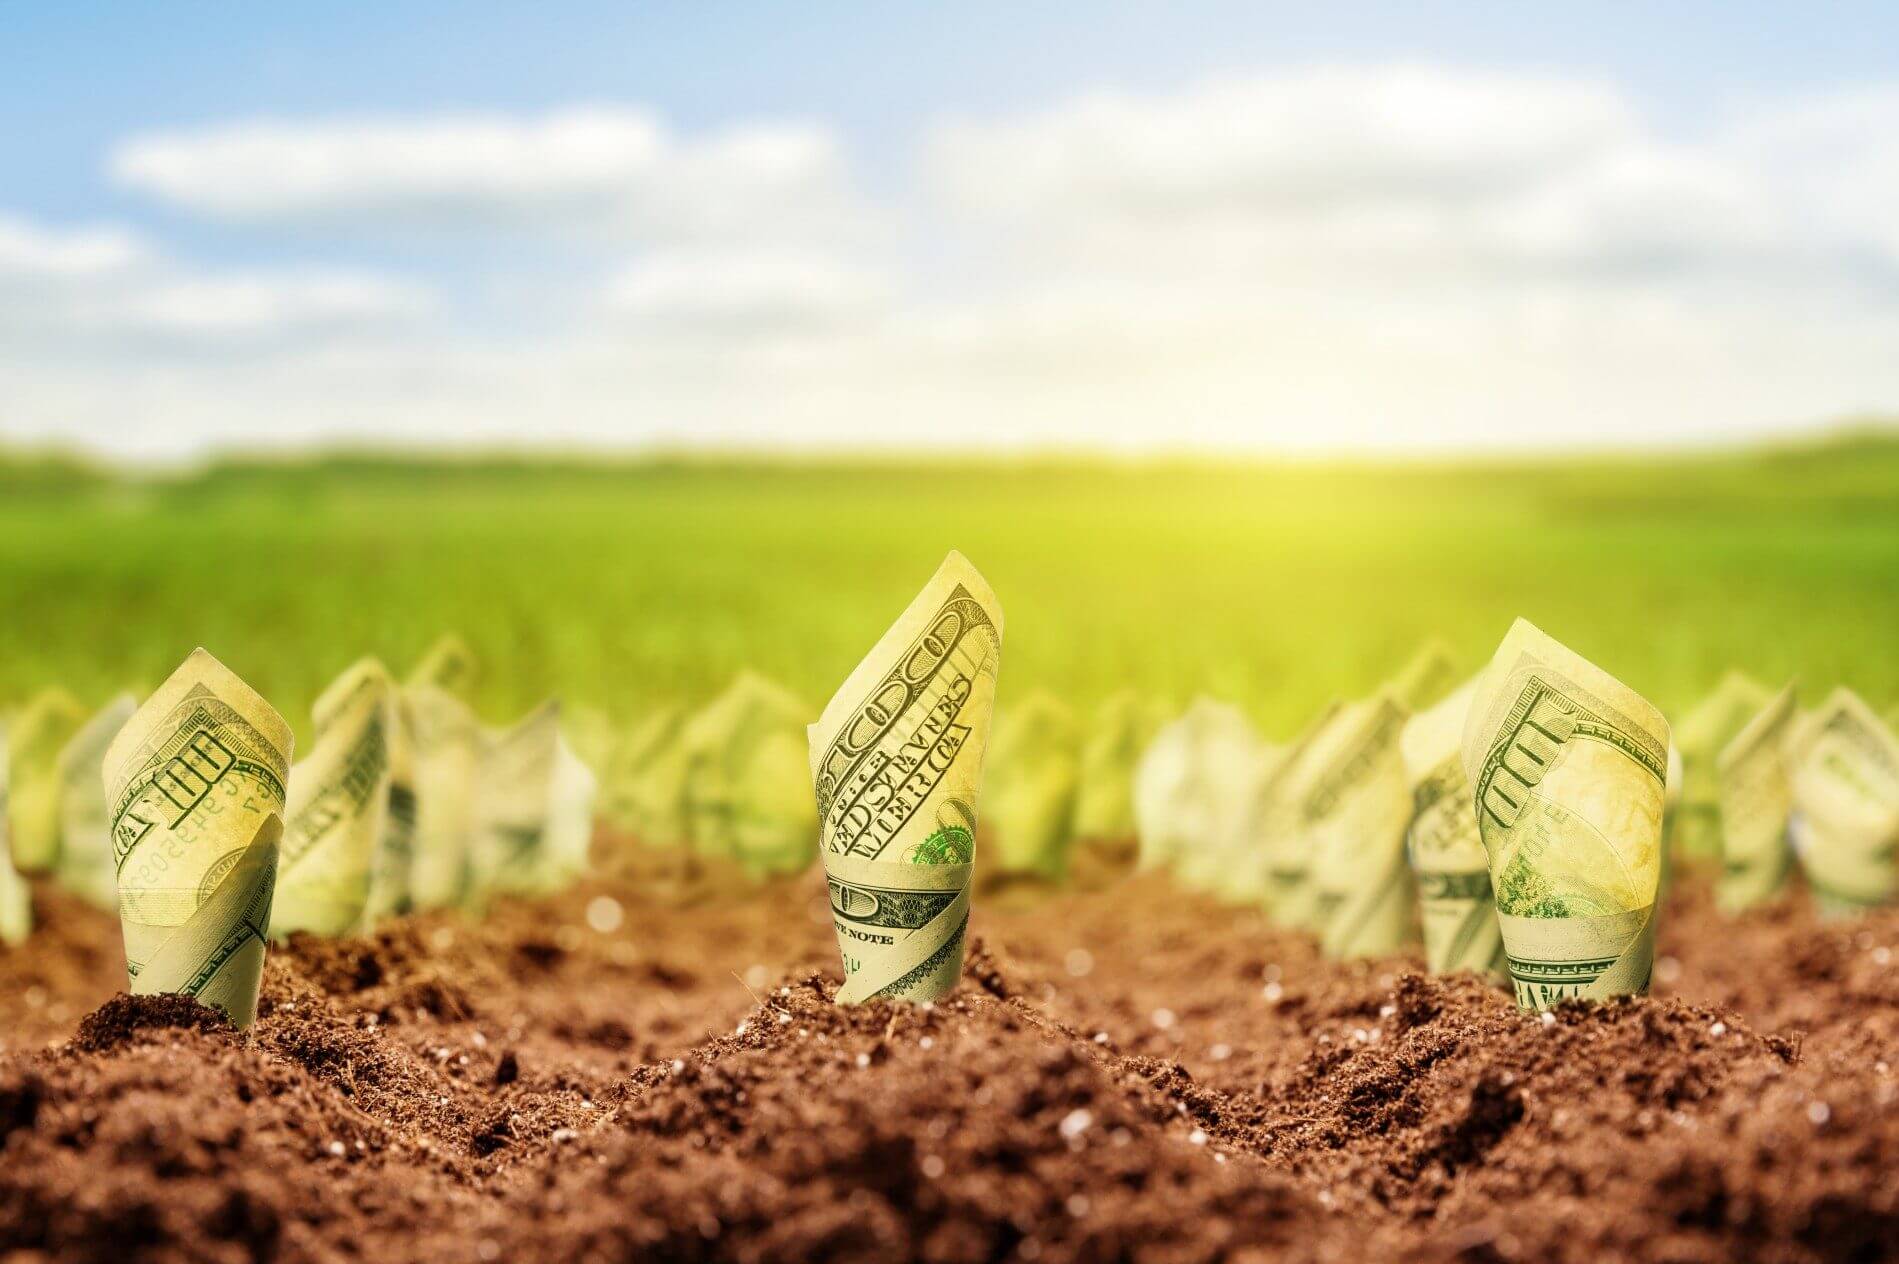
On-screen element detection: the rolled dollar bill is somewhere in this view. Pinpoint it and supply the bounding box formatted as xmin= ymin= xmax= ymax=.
xmin=1674 ymin=671 xmax=1770 ymax=860
xmin=542 ymin=731 xmax=598 ymax=891
xmin=1462 ymin=619 xmax=1669 ymax=1010
xmin=1260 ymin=703 xmax=1357 ymax=929
xmin=810 ymin=551 xmax=1002 ymax=1005
xmin=561 ymin=704 xmax=619 ymax=784
xmin=271 ymin=661 xmax=394 ymax=937
xmin=53 ymin=694 xmax=138 ymax=910
xmin=1073 ymin=691 xmax=1162 ymax=842
xmin=8 ymin=688 xmax=88 ymax=872
xmin=1133 ymin=698 xmax=1266 ymax=895
xmin=1304 ymin=694 xmax=1417 ymax=958
xmin=469 ymin=701 xmax=563 ymax=903
xmin=1786 ymin=687 xmax=1899 ymax=917
xmin=1401 ymin=679 xmax=1505 ymax=976
xmin=104 ymin=649 xmax=292 ymax=1028
xmin=0 ymin=718 xmax=30 ymax=944
xmin=1785 ymin=705 xmax=1822 ymax=763
xmin=1714 ymin=682 xmax=1798 ymax=913
xmin=405 ymin=684 xmax=482 ymax=910
xmin=406 ymin=633 xmax=480 ymax=701
xmin=608 ymin=704 xmax=690 ymax=845
xmin=983 ymin=690 xmax=1080 ymax=882
xmin=0 ymin=865 xmax=24 ymax=944
xmin=1211 ymin=738 xmax=1292 ymax=906
xmin=682 ymin=673 xmax=818 ymax=877
xmin=352 ymin=662 xmax=418 ymax=927
xmin=1238 ymin=701 xmax=1334 ymax=912
xmin=1390 ymin=639 xmax=1460 ymax=711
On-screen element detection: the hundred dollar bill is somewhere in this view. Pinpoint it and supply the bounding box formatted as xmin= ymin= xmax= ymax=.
xmin=1713 ymin=682 xmax=1798 ymax=914
xmin=1462 ymin=619 xmax=1669 ymax=1010
xmin=0 ymin=718 xmax=29 ymax=944
xmin=1070 ymin=692 xmax=1164 ymax=888
xmin=104 ymin=649 xmax=293 ymax=1028
xmin=346 ymin=662 xmax=418 ymax=927
xmin=271 ymin=661 xmax=393 ymax=937
xmin=1133 ymin=698 xmax=1266 ymax=895
xmin=8 ymin=688 xmax=88 ymax=872
xmin=1390 ymin=639 xmax=1460 ymax=711
xmin=1786 ymin=687 xmax=1899 ymax=917
xmin=810 ymin=551 xmax=1002 ymax=1004
xmin=608 ymin=704 xmax=690 ymax=845
xmin=983 ymin=690 xmax=1080 ymax=882
xmin=1203 ymin=702 xmax=1276 ymax=901
xmin=1674 ymin=671 xmax=1771 ymax=860
xmin=683 ymin=674 xmax=817 ymax=877
xmin=468 ymin=701 xmax=561 ymax=905
xmin=405 ymin=683 xmax=482 ymax=910
xmin=406 ymin=632 xmax=480 ymax=701
xmin=1299 ymin=694 xmax=1417 ymax=958
xmin=1785 ymin=705 xmax=1821 ymax=764
xmin=1401 ymin=679 xmax=1505 ymax=976
xmin=1074 ymin=691 xmax=1162 ymax=842
xmin=543 ymin=730 xmax=598 ymax=891
xmin=1233 ymin=702 xmax=1334 ymax=910
xmin=561 ymin=704 xmax=619 ymax=784
xmin=1209 ymin=737 xmax=1291 ymax=906
xmin=1259 ymin=702 xmax=1356 ymax=928
xmin=53 ymin=694 xmax=138 ymax=910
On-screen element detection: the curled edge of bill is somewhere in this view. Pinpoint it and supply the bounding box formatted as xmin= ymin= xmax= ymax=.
xmin=808 ymin=551 xmax=1003 ymax=1005
xmin=104 ymin=648 xmax=295 ymax=806
xmin=808 ymin=551 xmax=1006 ymax=754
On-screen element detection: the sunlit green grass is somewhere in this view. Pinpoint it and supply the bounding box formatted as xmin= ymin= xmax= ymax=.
xmin=6 ymin=434 xmax=1898 ymax=741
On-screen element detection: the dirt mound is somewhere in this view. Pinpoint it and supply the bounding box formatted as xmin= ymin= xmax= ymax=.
xmin=71 ymin=992 xmax=236 ymax=1053
xmin=1 ymin=849 xmax=1895 ymax=1263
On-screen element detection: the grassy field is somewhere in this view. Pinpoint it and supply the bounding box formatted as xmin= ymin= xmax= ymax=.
xmin=5 ymin=433 xmax=1899 ymax=741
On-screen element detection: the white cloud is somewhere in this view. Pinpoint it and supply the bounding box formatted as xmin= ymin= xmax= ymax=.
xmin=13 ymin=283 xmax=1898 ymax=461
xmin=11 ymin=69 xmax=1899 ymax=457
xmin=85 ymin=272 xmax=434 ymax=339
xmin=1723 ymin=86 xmax=1899 ymax=268
xmin=921 ymin=64 xmax=1872 ymax=284
xmin=0 ymin=212 xmax=431 ymax=344
xmin=0 ymin=215 xmax=149 ymax=278
xmin=604 ymin=248 xmax=885 ymax=333
xmin=110 ymin=107 xmax=857 ymax=241
xmin=928 ymin=66 xmax=1637 ymax=220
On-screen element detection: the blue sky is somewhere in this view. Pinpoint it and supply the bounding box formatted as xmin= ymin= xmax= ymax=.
xmin=7 ymin=2 xmax=1899 ymax=457
xmin=14 ymin=2 xmax=1897 ymax=208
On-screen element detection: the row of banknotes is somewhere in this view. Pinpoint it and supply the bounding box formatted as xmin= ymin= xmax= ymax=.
xmin=581 ymin=600 xmax=1899 ymax=986
xmin=0 ymin=555 xmax=1000 ymax=1022
xmin=801 ymin=555 xmax=1889 ymax=1011
xmin=1133 ymin=629 xmax=1899 ymax=1008
xmin=0 ymin=636 xmax=595 ymax=1025
xmin=4 ymin=551 xmax=1896 ymax=1017
xmin=583 ymin=674 xmax=1148 ymax=885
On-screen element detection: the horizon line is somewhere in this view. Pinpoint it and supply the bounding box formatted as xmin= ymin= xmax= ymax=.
xmin=4 ymin=415 xmax=1898 ymax=478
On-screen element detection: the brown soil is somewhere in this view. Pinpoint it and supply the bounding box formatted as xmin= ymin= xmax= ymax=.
xmin=1 ymin=841 xmax=1896 ymax=1264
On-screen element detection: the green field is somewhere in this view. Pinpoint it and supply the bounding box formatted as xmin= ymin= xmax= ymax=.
xmin=6 ymin=433 xmax=1899 ymax=740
